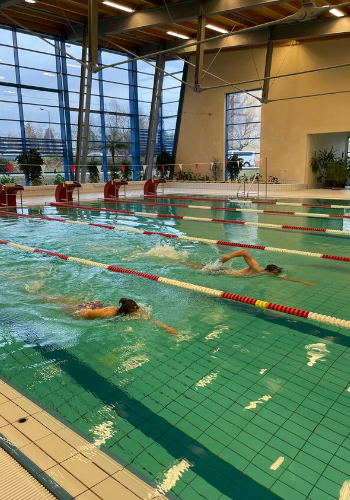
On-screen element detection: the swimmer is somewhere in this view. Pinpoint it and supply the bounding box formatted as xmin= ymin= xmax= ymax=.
xmin=183 ymin=249 xmax=315 ymax=286
xmin=44 ymin=295 xmax=178 ymax=335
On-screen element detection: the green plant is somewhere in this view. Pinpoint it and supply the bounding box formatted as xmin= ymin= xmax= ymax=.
xmin=227 ymin=154 xmax=243 ymax=181
xmin=310 ymin=148 xmax=349 ymax=187
xmin=210 ymin=158 xmax=222 ymax=181
xmin=53 ymin=173 xmax=65 ymax=185
xmin=87 ymin=158 xmax=100 ymax=183
xmin=109 ymin=156 xmax=132 ymax=180
xmin=324 ymin=159 xmax=350 ymax=187
xmin=16 ymin=148 xmax=44 ymax=185
xmin=156 ymin=151 xmax=174 ymax=179
xmin=0 ymin=175 xmax=15 ymax=184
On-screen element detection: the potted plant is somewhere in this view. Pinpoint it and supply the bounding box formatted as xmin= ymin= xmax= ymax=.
xmin=310 ymin=147 xmax=337 ymax=187
xmin=87 ymin=158 xmax=100 ymax=183
xmin=156 ymin=151 xmax=174 ymax=179
xmin=227 ymin=154 xmax=243 ymax=181
xmin=16 ymin=148 xmax=44 ymax=185
xmin=324 ymin=156 xmax=350 ymax=189
xmin=210 ymin=158 xmax=222 ymax=181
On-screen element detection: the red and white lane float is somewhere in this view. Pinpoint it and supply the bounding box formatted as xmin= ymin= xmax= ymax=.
xmin=146 ymin=194 xmax=350 ymax=211
xmin=1 ymin=238 xmax=350 ymax=329
xmin=49 ymin=202 xmax=350 ymax=237
xmin=100 ymin=198 xmax=350 ymax=221
xmin=143 ymin=178 xmax=166 ymax=196
xmin=103 ymin=180 xmax=128 ymax=201
xmin=0 ymin=183 xmax=24 ymax=208
xmin=2 ymin=209 xmax=350 ymax=263
xmin=54 ymin=181 xmax=82 ymax=203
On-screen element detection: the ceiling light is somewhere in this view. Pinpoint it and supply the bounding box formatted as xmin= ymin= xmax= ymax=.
xmin=0 ymin=76 xmax=4 ymax=80
xmin=43 ymin=72 xmax=55 ymax=77
xmin=166 ymin=31 xmax=190 ymax=40
xmin=102 ymin=1 xmax=134 ymax=12
xmin=25 ymin=0 xmax=36 ymax=3
xmin=329 ymin=8 xmax=344 ymax=17
xmin=5 ymin=90 xmax=16 ymax=93
xmin=67 ymin=63 xmax=80 ymax=68
xmin=206 ymin=24 xmax=228 ymax=34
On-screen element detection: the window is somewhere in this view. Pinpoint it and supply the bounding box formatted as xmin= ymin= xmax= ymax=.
xmin=226 ymin=90 xmax=262 ymax=168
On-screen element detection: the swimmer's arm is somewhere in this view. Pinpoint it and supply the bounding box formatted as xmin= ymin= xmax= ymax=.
xmin=136 ymin=309 xmax=178 ymax=335
xmin=275 ymin=275 xmax=316 ymax=286
xmin=181 ymin=261 xmax=203 ymax=270
xmin=152 ymin=318 xmax=178 ymax=335
xmin=77 ymin=306 xmax=119 ymax=319
xmin=220 ymin=250 xmax=262 ymax=272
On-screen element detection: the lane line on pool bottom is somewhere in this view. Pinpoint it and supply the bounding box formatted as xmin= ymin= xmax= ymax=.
xmin=1 ymin=210 xmax=350 ymax=263
xmin=50 ymin=202 xmax=350 ymax=237
xmin=104 ymin=198 xmax=350 ymax=221
xmin=1 ymin=238 xmax=349 ymax=329
xmin=145 ymin=194 xmax=350 ymax=210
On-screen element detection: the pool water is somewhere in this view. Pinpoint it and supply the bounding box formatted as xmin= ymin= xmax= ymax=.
xmin=1 ymin=196 xmax=350 ymax=500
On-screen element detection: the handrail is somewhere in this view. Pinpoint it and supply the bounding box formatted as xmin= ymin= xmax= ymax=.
xmin=246 ymin=173 xmax=260 ymax=199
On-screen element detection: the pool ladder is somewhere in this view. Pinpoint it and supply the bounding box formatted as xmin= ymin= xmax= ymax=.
xmin=236 ymin=173 xmax=260 ymax=199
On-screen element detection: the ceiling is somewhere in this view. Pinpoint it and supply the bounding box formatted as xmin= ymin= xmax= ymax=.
xmin=1 ymin=0 xmax=350 ymax=58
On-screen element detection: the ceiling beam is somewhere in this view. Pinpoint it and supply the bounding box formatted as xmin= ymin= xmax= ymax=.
xmin=63 ymin=0 xmax=288 ymax=41
xmin=0 ymin=0 xmax=23 ymax=8
xmin=136 ymin=15 xmax=350 ymax=57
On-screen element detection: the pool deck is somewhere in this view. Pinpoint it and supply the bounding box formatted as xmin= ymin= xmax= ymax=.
xmin=0 ymin=379 xmax=166 ymax=500
xmin=15 ymin=185 xmax=350 ymax=207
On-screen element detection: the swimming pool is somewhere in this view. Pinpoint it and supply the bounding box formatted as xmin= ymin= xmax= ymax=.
xmin=1 ymin=195 xmax=350 ymax=500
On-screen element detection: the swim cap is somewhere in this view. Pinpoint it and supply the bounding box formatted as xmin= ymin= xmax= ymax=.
xmin=265 ymin=264 xmax=283 ymax=275
xmin=117 ymin=298 xmax=139 ymax=315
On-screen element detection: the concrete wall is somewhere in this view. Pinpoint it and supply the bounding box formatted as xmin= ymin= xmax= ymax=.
xmin=176 ymin=37 xmax=350 ymax=183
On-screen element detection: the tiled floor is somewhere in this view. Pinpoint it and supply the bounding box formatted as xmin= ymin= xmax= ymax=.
xmin=0 ymin=379 xmax=166 ymax=500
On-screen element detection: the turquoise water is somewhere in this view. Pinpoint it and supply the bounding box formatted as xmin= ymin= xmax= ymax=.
xmin=1 ymin=196 xmax=350 ymax=500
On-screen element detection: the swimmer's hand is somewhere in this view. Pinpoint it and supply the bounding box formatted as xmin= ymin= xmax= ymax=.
xmin=219 ymin=254 xmax=232 ymax=263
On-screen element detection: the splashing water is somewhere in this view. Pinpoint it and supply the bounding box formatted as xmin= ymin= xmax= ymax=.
xmin=201 ymin=259 xmax=234 ymax=275
xmin=305 ymin=343 xmax=330 ymax=367
xmin=126 ymin=243 xmax=189 ymax=262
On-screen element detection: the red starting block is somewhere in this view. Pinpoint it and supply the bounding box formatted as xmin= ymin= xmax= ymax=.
xmin=0 ymin=183 xmax=24 ymax=208
xmin=144 ymin=178 xmax=166 ymax=196
xmin=103 ymin=180 xmax=128 ymax=201
xmin=55 ymin=181 xmax=81 ymax=203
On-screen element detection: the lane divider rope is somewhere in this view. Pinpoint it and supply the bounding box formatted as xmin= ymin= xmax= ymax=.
xmin=105 ymin=198 xmax=350 ymax=221
xmin=1 ymin=210 xmax=350 ymax=262
xmin=145 ymin=194 xmax=350 ymax=210
xmin=50 ymin=203 xmax=350 ymax=237
xmin=1 ymin=238 xmax=349 ymax=329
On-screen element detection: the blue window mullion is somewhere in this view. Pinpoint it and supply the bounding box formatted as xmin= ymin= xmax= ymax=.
xmin=128 ymin=57 xmax=140 ymax=181
xmin=98 ymin=48 xmax=108 ymax=182
xmin=12 ymin=27 xmax=28 ymax=184
xmin=60 ymin=39 xmax=74 ymax=171
xmin=55 ymin=37 xmax=69 ymax=180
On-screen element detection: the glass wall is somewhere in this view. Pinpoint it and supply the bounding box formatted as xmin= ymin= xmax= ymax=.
xmin=0 ymin=24 xmax=185 ymax=181
xmin=226 ymin=90 xmax=262 ymax=174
